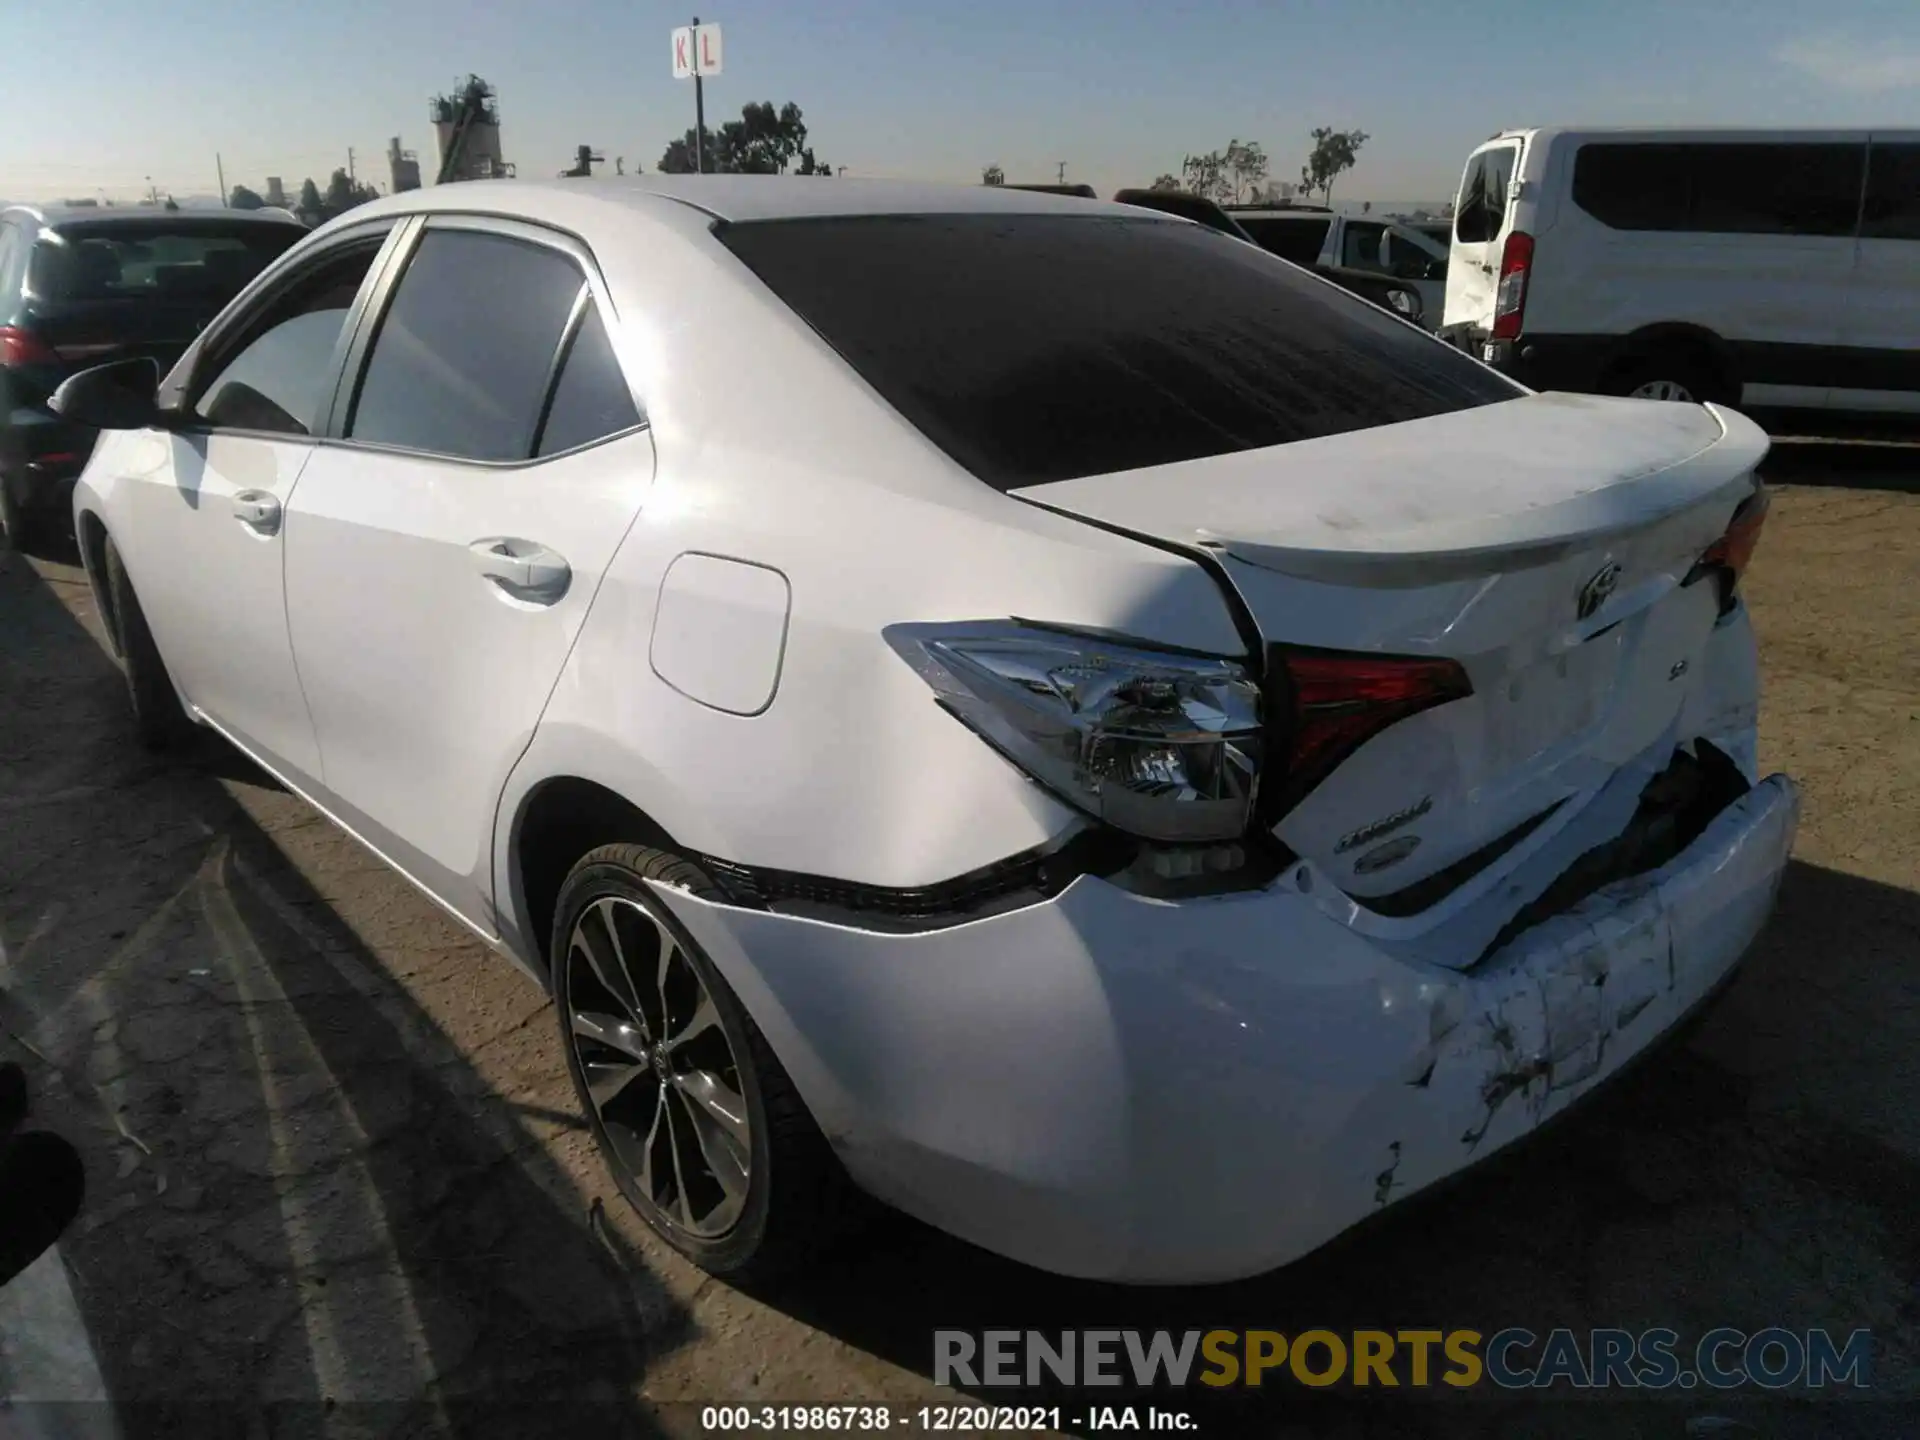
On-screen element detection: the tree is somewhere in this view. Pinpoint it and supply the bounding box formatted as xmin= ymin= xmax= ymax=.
xmin=320 ymin=168 xmax=380 ymax=218
xmin=1181 ymin=151 xmax=1228 ymax=204
xmin=1177 ymin=139 xmax=1269 ymax=204
xmin=660 ymin=101 xmax=825 ymax=176
xmin=1301 ymin=127 xmax=1369 ymax=206
xmin=981 ymin=163 xmax=1005 ymax=186
xmin=658 ymin=127 xmax=714 ymax=174
xmin=297 ymin=178 xmax=322 ymax=217
xmin=229 ymin=185 xmax=265 ymax=210
xmin=1222 ymin=138 xmax=1268 ymax=204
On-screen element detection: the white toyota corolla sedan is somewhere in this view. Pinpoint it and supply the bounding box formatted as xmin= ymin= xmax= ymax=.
xmin=54 ymin=177 xmax=1796 ymax=1285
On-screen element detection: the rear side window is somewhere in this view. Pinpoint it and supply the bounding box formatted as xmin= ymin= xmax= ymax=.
xmin=349 ymin=229 xmax=584 ymax=462
xmin=1238 ymin=217 xmax=1328 ymax=266
xmin=1573 ymin=143 xmax=1865 ymax=236
xmin=1863 ymin=143 xmax=1920 ymax=240
xmin=717 ymin=213 xmax=1519 ymax=492
xmin=30 ymin=224 xmax=300 ymax=305
xmin=1454 ymin=147 xmax=1517 ymax=244
xmin=533 ymin=300 xmax=643 ymax=457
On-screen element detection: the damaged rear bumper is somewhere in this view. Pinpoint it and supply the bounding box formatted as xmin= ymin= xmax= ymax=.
xmin=650 ymin=773 xmax=1798 ymax=1284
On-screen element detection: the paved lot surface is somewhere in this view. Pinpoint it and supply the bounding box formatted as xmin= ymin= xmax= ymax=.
xmin=1 ymin=443 xmax=1916 ymax=1438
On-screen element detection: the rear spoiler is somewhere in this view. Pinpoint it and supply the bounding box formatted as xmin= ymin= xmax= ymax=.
xmin=1212 ymin=403 xmax=1768 ymax=585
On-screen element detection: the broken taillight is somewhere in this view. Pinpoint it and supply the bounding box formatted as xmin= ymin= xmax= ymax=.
xmin=1266 ymin=647 xmax=1474 ymax=814
xmin=1688 ymin=484 xmax=1770 ymax=613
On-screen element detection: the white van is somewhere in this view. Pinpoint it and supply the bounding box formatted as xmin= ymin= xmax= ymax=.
xmin=1439 ymin=128 xmax=1920 ymax=414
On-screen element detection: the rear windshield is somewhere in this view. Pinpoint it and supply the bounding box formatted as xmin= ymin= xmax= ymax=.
xmin=716 ymin=214 xmax=1517 ymax=491
xmin=30 ymin=223 xmax=301 ymax=306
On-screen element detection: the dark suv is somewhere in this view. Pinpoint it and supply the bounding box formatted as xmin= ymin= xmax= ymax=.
xmin=0 ymin=205 xmax=306 ymax=547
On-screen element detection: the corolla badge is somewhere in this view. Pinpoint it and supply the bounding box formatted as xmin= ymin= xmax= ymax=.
xmin=1577 ymin=561 xmax=1623 ymax=621
xmin=1335 ymin=795 xmax=1432 ymax=854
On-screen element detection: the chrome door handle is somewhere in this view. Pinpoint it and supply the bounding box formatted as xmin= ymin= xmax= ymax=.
xmin=232 ymin=489 xmax=281 ymax=535
xmin=469 ymin=537 xmax=572 ymax=604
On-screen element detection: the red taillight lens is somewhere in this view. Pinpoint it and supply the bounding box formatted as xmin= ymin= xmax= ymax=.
xmin=1694 ymin=485 xmax=1770 ymax=608
xmin=1490 ymin=231 xmax=1533 ymax=342
xmin=0 ymin=326 xmax=62 ymax=366
xmin=1272 ymin=648 xmax=1474 ymax=806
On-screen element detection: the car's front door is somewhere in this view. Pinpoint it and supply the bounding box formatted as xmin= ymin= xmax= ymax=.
xmin=121 ymin=223 xmax=403 ymax=785
xmin=282 ymin=217 xmax=653 ymax=932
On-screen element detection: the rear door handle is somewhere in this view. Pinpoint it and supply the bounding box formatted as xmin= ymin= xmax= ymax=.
xmin=232 ymin=489 xmax=281 ymax=535
xmin=469 ymin=537 xmax=572 ymax=605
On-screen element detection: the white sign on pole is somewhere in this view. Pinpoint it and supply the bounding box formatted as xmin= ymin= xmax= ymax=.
xmin=672 ymin=23 xmax=723 ymax=79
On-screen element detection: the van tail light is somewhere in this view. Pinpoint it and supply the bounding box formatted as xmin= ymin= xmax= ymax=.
xmin=1265 ymin=647 xmax=1474 ymax=815
xmin=0 ymin=326 xmax=63 ymax=367
xmin=1686 ymin=484 xmax=1770 ymax=613
xmin=1489 ymin=231 xmax=1534 ymax=341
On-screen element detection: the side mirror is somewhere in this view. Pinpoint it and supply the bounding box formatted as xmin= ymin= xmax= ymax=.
xmin=49 ymin=357 xmax=171 ymax=431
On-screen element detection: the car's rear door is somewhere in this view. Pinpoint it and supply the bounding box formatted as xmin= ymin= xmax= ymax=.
xmin=1445 ymin=139 xmax=1522 ymax=335
xmin=116 ymin=219 xmax=407 ymax=787
xmin=282 ymin=216 xmax=653 ymax=934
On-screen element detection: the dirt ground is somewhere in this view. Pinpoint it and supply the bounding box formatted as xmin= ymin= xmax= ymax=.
xmin=0 ymin=441 xmax=1916 ymax=1439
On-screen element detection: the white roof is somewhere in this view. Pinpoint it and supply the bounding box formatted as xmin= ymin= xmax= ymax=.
xmin=337 ymin=175 xmax=1139 ymax=230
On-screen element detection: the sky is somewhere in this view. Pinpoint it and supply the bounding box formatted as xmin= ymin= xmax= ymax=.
xmin=5 ymin=0 xmax=1919 ymax=206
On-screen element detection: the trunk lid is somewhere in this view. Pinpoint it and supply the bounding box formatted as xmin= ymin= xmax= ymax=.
xmin=1011 ymin=393 xmax=1768 ymax=939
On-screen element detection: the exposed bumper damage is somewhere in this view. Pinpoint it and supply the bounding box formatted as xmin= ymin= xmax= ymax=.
xmin=651 ymin=766 xmax=1798 ymax=1284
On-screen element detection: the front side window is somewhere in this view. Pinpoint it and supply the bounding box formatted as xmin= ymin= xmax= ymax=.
xmin=1340 ymin=221 xmax=1389 ymax=272
xmin=193 ymin=241 xmax=380 ymax=435
xmin=347 ymin=228 xmax=584 ymax=462
xmin=717 ymin=213 xmax=1519 ymax=493
xmin=1455 ymin=147 xmax=1517 ymax=244
xmin=1863 ymin=143 xmax=1920 ymax=241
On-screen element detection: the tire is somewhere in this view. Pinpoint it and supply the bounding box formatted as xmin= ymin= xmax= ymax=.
xmin=551 ymin=843 xmax=855 ymax=1280
xmin=102 ymin=537 xmax=195 ymax=752
xmin=0 ymin=481 xmax=36 ymax=555
xmin=1608 ymin=350 xmax=1727 ymax=406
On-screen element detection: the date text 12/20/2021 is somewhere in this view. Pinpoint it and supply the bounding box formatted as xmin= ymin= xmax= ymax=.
xmin=700 ymin=1405 xmax=1193 ymax=1432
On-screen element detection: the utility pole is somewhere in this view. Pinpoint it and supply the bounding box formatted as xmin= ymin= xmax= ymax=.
xmin=1057 ymin=161 xmax=1067 ymax=185
xmin=217 ymin=153 xmax=228 ymax=206
xmin=348 ymin=148 xmax=356 ymax=184
xmin=692 ymin=16 xmax=706 ymax=174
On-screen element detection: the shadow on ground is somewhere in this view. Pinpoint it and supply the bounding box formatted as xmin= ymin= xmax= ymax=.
xmin=751 ymin=861 xmax=1920 ymax=1438
xmin=0 ymin=547 xmax=689 ymax=1436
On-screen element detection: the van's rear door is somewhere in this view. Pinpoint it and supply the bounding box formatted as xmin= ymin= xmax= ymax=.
xmin=1444 ymin=138 xmax=1524 ymax=336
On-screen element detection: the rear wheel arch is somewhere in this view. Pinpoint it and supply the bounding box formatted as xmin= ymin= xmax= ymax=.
xmin=1604 ymin=325 xmax=1738 ymax=404
xmin=511 ymin=775 xmax=681 ymax=975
